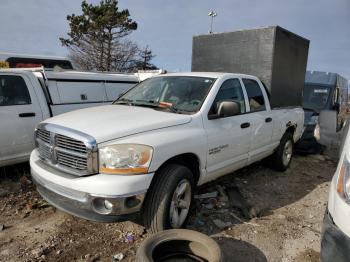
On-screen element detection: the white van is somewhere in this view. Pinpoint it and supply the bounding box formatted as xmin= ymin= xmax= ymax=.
xmin=0 ymin=67 xmax=138 ymax=167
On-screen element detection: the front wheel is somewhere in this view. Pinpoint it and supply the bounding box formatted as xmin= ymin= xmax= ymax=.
xmin=271 ymin=132 xmax=294 ymax=171
xmin=142 ymin=164 xmax=194 ymax=234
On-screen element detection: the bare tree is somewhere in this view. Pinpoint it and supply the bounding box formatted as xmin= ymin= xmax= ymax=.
xmin=136 ymin=46 xmax=157 ymax=70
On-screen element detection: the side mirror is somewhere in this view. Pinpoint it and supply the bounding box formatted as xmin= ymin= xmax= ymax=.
xmin=209 ymin=101 xmax=241 ymax=119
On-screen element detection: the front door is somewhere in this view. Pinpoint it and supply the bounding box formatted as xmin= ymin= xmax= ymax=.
xmin=0 ymin=73 xmax=43 ymax=165
xmin=203 ymin=78 xmax=251 ymax=181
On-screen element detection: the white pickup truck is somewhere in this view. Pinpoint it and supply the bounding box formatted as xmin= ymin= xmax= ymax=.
xmin=30 ymin=72 xmax=304 ymax=233
xmin=0 ymin=68 xmax=138 ymax=167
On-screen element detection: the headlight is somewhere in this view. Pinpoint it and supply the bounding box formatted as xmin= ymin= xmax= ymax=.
xmin=337 ymin=155 xmax=350 ymax=202
xmin=99 ymin=144 xmax=153 ymax=175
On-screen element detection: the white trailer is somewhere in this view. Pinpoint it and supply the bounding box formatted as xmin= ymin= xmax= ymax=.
xmin=0 ymin=67 xmax=138 ymax=167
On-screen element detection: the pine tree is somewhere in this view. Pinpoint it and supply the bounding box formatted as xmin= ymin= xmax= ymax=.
xmin=60 ymin=0 xmax=146 ymax=72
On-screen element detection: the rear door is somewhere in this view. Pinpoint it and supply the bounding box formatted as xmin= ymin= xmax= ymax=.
xmin=241 ymin=78 xmax=274 ymax=163
xmin=0 ymin=73 xmax=43 ymax=165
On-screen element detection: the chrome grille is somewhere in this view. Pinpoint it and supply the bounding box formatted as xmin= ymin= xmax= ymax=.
xmin=56 ymin=134 xmax=87 ymax=154
xmin=36 ymin=129 xmax=50 ymax=143
xmin=35 ymin=124 xmax=97 ymax=176
xmin=57 ymin=151 xmax=87 ymax=170
xmin=38 ymin=143 xmax=51 ymax=159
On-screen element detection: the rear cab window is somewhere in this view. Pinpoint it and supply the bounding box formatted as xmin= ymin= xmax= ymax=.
xmin=0 ymin=75 xmax=31 ymax=106
xmin=242 ymin=78 xmax=266 ymax=112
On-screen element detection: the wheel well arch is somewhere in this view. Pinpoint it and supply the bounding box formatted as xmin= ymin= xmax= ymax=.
xmin=155 ymin=153 xmax=201 ymax=184
xmin=286 ymin=125 xmax=296 ymax=134
xmin=285 ymin=124 xmax=297 ymax=141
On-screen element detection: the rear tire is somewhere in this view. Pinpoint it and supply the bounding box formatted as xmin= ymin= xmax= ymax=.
xmin=142 ymin=164 xmax=194 ymax=234
xmin=270 ymin=132 xmax=294 ymax=171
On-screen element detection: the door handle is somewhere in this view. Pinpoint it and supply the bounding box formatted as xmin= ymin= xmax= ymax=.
xmin=19 ymin=112 xmax=36 ymax=118
xmin=240 ymin=122 xmax=250 ymax=129
xmin=265 ymin=117 xmax=272 ymax=123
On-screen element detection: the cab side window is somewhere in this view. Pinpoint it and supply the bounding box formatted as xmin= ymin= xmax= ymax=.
xmin=0 ymin=75 xmax=31 ymax=106
xmin=210 ymin=79 xmax=246 ymax=115
xmin=243 ymin=79 xmax=266 ymax=112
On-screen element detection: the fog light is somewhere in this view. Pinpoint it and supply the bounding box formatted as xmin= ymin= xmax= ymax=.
xmin=92 ymin=198 xmax=114 ymax=214
xmin=125 ymin=196 xmax=141 ymax=208
xmin=104 ymin=200 xmax=113 ymax=210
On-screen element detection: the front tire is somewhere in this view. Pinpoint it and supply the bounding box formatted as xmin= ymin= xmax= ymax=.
xmin=142 ymin=164 xmax=194 ymax=234
xmin=271 ymin=132 xmax=294 ymax=171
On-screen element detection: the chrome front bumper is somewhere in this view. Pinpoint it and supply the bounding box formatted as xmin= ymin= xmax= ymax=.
xmin=31 ymin=171 xmax=145 ymax=223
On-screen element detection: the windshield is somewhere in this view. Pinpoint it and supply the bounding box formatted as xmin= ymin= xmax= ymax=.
xmin=303 ymin=85 xmax=331 ymax=112
xmin=114 ymin=76 xmax=216 ymax=113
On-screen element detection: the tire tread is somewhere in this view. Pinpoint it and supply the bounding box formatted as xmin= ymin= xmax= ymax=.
xmin=270 ymin=132 xmax=293 ymax=171
xmin=143 ymin=164 xmax=194 ymax=234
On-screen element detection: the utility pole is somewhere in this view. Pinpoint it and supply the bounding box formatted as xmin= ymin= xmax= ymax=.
xmin=208 ymin=11 xmax=217 ymax=34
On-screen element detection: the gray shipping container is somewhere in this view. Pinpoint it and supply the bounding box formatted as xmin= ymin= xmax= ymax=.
xmin=192 ymin=26 xmax=310 ymax=108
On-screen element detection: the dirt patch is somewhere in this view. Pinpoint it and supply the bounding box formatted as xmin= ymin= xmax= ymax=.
xmin=0 ymin=151 xmax=337 ymax=261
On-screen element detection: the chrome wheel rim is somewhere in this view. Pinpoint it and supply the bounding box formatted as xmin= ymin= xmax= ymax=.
xmin=283 ymin=140 xmax=293 ymax=166
xmin=169 ymin=179 xmax=191 ymax=228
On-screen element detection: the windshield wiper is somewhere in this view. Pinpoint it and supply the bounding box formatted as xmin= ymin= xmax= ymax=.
xmin=113 ymin=98 xmax=135 ymax=105
xmin=115 ymin=99 xmax=192 ymax=114
xmin=132 ymin=100 xmax=183 ymax=113
xmin=136 ymin=100 xmax=194 ymax=114
xmin=114 ymin=99 xmax=161 ymax=108
xmin=134 ymin=100 xmax=164 ymax=108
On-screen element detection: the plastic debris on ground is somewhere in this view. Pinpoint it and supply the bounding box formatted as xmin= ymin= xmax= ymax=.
xmin=125 ymin=233 xmax=135 ymax=243
xmin=113 ymin=253 xmax=124 ymax=261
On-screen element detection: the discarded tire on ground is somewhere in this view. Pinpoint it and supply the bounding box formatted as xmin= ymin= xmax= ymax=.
xmin=136 ymin=229 xmax=222 ymax=262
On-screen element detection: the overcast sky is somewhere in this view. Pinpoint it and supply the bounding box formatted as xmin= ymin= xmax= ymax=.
xmin=0 ymin=0 xmax=349 ymax=80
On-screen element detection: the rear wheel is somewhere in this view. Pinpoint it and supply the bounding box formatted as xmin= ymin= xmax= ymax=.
xmin=271 ymin=132 xmax=294 ymax=171
xmin=142 ymin=164 xmax=194 ymax=234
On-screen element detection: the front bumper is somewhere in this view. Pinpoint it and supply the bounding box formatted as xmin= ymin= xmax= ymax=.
xmin=32 ymin=172 xmax=144 ymax=222
xmin=30 ymin=150 xmax=153 ymax=222
xmin=321 ymin=210 xmax=350 ymax=262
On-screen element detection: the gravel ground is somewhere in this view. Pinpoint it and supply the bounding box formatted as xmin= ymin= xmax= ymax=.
xmin=0 ymin=149 xmax=338 ymax=262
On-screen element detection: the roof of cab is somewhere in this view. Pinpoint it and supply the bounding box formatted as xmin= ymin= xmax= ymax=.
xmin=306 ymin=71 xmax=348 ymax=88
xmin=153 ymin=71 xmax=257 ymax=79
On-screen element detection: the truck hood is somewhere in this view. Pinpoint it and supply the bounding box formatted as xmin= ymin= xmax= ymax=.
xmin=43 ymin=105 xmax=192 ymax=143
